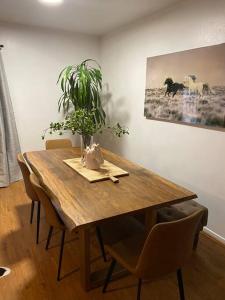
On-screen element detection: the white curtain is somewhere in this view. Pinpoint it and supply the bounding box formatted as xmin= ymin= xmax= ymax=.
xmin=0 ymin=51 xmax=21 ymax=187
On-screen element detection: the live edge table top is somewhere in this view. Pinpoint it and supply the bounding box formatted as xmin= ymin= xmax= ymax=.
xmin=25 ymin=147 xmax=197 ymax=231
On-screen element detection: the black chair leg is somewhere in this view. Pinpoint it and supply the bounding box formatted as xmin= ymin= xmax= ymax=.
xmin=36 ymin=202 xmax=41 ymax=244
xmin=46 ymin=226 xmax=53 ymax=250
xmin=137 ymin=279 xmax=142 ymax=300
xmin=30 ymin=201 xmax=35 ymax=224
xmin=177 ymin=269 xmax=185 ymax=300
xmin=96 ymin=226 xmax=107 ymax=262
xmin=57 ymin=230 xmax=65 ymax=281
xmin=102 ymin=259 xmax=116 ymax=293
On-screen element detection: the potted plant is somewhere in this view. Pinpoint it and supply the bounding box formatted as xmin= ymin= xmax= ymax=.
xmin=42 ymin=59 xmax=128 ymax=150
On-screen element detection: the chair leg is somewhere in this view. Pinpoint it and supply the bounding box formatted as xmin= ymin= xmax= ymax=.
xmin=57 ymin=230 xmax=65 ymax=281
xmin=30 ymin=201 xmax=35 ymax=224
xmin=96 ymin=226 xmax=107 ymax=262
xmin=137 ymin=279 xmax=142 ymax=300
xmin=177 ymin=269 xmax=185 ymax=300
xmin=46 ymin=226 xmax=53 ymax=250
xmin=36 ymin=202 xmax=41 ymax=244
xmin=102 ymin=259 xmax=116 ymax=293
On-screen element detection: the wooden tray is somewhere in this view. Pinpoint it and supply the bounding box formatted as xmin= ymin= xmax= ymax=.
xmin=63 ymin=158 xmax=129 ymax=183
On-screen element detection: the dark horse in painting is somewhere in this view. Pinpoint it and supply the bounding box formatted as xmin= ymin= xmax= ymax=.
xmin=164 ymin=78 xmax=186 ymax=97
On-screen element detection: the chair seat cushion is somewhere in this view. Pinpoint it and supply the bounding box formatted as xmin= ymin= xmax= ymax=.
xmin=157 ymin=200 xmax=208 ymax=229
xmin=105 ymin=233 xmax=146 ymax=273
xmin=98 ymin=215 xmax=145 ymax=246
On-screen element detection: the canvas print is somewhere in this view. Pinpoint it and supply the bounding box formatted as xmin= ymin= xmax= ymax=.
xmin=144 ymin=43 xmax=225 ymax=129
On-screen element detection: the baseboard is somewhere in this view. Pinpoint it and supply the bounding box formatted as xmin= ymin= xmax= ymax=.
xmin=203 ymin=227 xmax=225 ymax=246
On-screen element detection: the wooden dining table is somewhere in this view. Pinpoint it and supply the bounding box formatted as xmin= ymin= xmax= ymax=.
xmin=25 ymin=147 xmax=197 ymax=291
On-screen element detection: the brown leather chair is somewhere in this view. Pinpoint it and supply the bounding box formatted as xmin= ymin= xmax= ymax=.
xmin=157 ymin=200 xmax=208 ymax=249
xmin=30 ymin=173 xmax=66 ymax=281
xmin=45 ymin=139 xmax=72 ymax=150
xmin=102 ymin=210 xmax=203 ymax=300
xmin=17 ymin=154 xmax=41 ymax=244
xmin=96 ymin=215 xmax=145 ymax=262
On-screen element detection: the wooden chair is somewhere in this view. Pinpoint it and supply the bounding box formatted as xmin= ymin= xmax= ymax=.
xmin=17 ymin=154 xmax=41 ymax=244
xmin=102 ymin=210 xmax=203 ymax=300
xmin=45 ymin=139 xmax=72 ymax=150
xmin=30 ymin=173 xmax=66 ymax=281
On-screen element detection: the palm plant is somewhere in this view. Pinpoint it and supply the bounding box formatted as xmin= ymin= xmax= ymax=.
xmin=57 ymin=59 xmax=106 ymax=126
xmin=42 ymin=59 xmax=129 ymax=146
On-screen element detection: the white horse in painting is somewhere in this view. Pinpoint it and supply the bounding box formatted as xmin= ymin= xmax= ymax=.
xmin=184 ymin=75 xmax=205 ymax=97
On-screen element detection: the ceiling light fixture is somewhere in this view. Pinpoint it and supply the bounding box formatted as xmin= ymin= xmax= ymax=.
xmin=39 ymin=0 xmax=64 ymax=6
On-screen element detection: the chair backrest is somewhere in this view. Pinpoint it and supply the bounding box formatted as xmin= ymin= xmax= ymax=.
xmin=29 ymin=174 xmax=64 ymax=229
xmin=45 ymin=139 xmax=72 ymax=150
xmin=17 ymin=153 xmax=37 ymax=201
xmin=135 ymin=210 xmax=203 ymax=280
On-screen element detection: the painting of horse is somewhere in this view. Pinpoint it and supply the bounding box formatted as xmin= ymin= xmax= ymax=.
xmin=144 ymin=43 xmax=225 ymax=129
xmin=164 ymin=78 xmax=185 ymax=97
xmin=183 ymin=75 xmax=210 ymax=96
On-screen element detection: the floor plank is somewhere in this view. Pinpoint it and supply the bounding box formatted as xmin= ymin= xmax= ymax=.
xmin=0 ymin=180 xmax=225 ymax=300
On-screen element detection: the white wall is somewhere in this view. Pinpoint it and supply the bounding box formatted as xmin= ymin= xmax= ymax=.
xmin=0 ymin=22 xmax=100 ymax=152
xmin=100 ymin=0 xmax=225 ymax=240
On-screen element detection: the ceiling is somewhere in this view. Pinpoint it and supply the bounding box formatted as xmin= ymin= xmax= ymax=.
xmin=0 ymin=0 xmax=181 ymax=36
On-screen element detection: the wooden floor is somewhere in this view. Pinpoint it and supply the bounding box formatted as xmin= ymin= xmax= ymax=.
xmin=0 ymin=181 xmax=225 ymax=300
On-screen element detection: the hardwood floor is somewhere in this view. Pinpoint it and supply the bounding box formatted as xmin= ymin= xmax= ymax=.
xmin=0 ymin=180 xmax=225 ymax=300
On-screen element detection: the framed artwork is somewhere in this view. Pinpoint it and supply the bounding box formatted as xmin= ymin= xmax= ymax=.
xmin=144 ymin=43 xmax=225 ymax=129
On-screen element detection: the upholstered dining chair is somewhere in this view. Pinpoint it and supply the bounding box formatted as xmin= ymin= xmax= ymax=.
xmin=30 ymin=173 xmax=66 ymax=281
xmin=45 ymin=139 xmax=72 ymax=150
xmin=102 ymin=210 xmax=203 ymax=300
xmin=96 ymin=215 xmax=145 ymax=262
xmin=17 ymin=154 xmax=41 ymax=244
xmin=157 ymin=200 xmax=208 ymax=250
